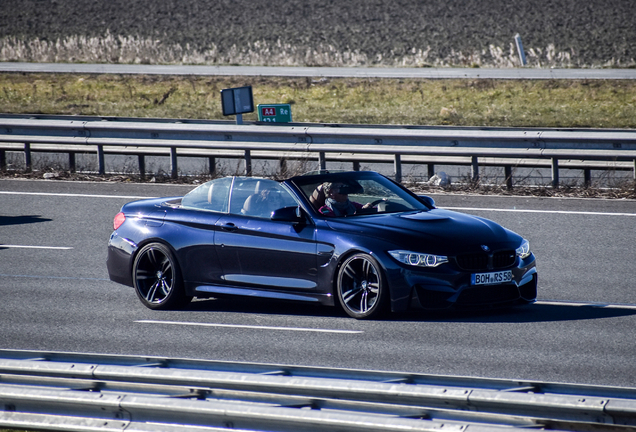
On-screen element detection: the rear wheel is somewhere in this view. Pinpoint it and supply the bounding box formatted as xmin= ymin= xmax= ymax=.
xmin=337 ymin=253 xmax=387 ymax=319
xmin=132 ymin=242 xmax=191 ymax=310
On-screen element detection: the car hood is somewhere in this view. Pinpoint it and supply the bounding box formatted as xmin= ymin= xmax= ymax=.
xmin=324 ymin=209 xmax=522 ymax=255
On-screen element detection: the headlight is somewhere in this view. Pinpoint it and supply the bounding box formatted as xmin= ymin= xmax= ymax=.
xmin=516 ymin=239 xmax=531 ymax=259
xmin=389 ymin=250 xmax=448 ymax=268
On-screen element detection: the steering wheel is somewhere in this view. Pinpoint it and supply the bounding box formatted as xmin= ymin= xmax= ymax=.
xmin=369 ymin=198 xmax=388 ymax=207
xmin=368 ymin=198 xmax=388 ymax=207
xmin=357 ymin=198 xmax=390 ymax=213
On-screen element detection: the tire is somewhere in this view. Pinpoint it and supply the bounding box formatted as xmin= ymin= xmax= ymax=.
xmin=337 ymin=253 xmax=387 ymax=319
xmin=132 ymin=242 xmax=191 ymax=310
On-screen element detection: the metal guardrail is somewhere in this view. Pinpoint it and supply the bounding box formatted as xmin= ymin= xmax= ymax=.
xmin=0 ymin=349 xmax=635 ymax=432
xmin=3 ymin=63 xmax=636 ymax=80
xmin=1 ymin=114 xmax=635 ymax=187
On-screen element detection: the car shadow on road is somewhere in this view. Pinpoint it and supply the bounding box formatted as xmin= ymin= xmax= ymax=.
xmin=184 ymin=298 xmax=636 ymax=323
xmin=184 ymin=297 xmax=347 ymax=318
xmin=0 ymin=215 xmax=52 ymax=226
xmin=393 ymin=303 xmax=636 ymax=323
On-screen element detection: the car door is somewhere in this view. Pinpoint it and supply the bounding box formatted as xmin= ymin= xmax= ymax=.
xmin=214 ymin=179 xmax=319 ymax=292
xmin=175 ymin=177 xmax=231 ymax=286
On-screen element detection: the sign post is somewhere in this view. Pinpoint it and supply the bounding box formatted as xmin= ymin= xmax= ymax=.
xmin=257 ymin=104 xmax=293 ymax=123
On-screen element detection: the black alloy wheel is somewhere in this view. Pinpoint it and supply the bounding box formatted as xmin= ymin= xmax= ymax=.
xmin=337 ymin=253 xmax=387 ymax=319
xmin=132 ymin=242 xmax=191 ymax=310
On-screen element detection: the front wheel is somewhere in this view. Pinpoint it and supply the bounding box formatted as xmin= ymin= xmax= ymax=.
xmin=337 ymin=253 xmax=387 ymax=319
xmin=132 ymin=242 xmax=191 ymax=310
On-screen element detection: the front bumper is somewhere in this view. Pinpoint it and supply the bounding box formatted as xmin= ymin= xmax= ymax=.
xmin=390 ymin=253 xmax=538 ymax=311
xmin=411 ymin=272 xmax=537 ymax=310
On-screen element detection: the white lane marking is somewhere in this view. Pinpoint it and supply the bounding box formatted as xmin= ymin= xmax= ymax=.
xmin=0 ymin=191 xmax=154 ymax=199
xmin=443 ymin=207 xmax=636 ymax=217
xmin=536 ymin=300 xmax=636 ymax=311
xmin=136 ymin=320 xmax=364 ymax=334
xmin=1 ymin=244 xmax=73 ymax=250
xmin=0 ymin=273 xmax=110 ymax=281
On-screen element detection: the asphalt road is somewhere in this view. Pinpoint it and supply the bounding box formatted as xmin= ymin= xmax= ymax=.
xmin=2 ymin=62 xmax=636 ymax=80
xmin=1 ymin=178 xmax=635 ymax=388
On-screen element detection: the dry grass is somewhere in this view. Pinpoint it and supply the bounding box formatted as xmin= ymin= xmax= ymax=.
xmin=1 ymin=73 xmax=635 ymax=128
xmin=0 ymin=34 xmax=591 ymax=69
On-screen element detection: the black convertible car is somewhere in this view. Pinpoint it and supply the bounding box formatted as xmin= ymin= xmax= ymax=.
xmin=107 ymin=171 xmax=537 ymax=319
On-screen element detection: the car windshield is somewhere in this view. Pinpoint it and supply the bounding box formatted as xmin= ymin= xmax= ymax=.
xmin=290 ymin=171 xmax=429 ymax=217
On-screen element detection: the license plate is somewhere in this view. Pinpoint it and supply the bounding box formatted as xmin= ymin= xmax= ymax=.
xmin=471 ymin=270 xmax=513 ymax=286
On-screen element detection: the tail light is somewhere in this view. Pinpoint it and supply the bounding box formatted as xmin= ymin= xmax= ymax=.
xmin=113 ymin=212 xmax=126 ymax=230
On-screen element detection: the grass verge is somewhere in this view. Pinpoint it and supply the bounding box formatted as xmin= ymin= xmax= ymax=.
xmin=1 ymin=73 xmax=635 ymax=128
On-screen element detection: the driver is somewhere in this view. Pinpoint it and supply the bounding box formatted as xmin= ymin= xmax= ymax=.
xmin=319 ymin=182 xmax=373 ymax=217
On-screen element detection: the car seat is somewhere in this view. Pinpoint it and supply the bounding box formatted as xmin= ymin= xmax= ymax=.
xmin=309 ymin=184 xmax=326 ymax=210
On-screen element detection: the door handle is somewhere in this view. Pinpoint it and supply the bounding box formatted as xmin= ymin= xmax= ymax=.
xmin=221 ymin=223 xmax=238 ymax=232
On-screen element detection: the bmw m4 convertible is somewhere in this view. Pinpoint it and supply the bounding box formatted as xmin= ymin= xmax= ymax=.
xmin=107 ymin=171 xmax=537 ymax=319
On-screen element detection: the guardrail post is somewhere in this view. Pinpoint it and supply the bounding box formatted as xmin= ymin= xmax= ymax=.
xmin=24 ymin=143 xmax=32 ymax=172
xmin=471 ymin=156 xmax=479 ymax=183
xmin=319 ymin=152 xmax=326 ymax=170
xmin=244 ymin=149 xmax=252 ymax=176
xmin=584 ymin=168 xmax=591 ymax=188
xmin=551 ymin=157 xmax=559 ymax=187
xmin=633 ymin=159 xmax=636 ymax=181
xmin=505 ymin=166 xmax=513 ymax=190
xmin=279 ymin=157 xmax=287 ymax=175
xmin=69 ymin=153 xmax=76 ymax=173
xmin=428 ymin=163 xmax=435 ymax=179
xmin=138 ymin=155 xmax=145 ymax=179
xmin=209 ymin=157 xmax=216 ymax=176
xmin=0 ymin=149 xmax=6 ymax=170
xmin=97 ymin=145 xmax=105 ymax=175
xmin=394 ymin=154 xmax=402 ymax=183
xmin=353 ymin=161 xmax=360 ymax=171
xmin=170 ymin=147 xmax=178 ymax=178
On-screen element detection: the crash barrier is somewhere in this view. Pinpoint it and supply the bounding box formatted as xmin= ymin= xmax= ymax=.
xmin=1 ymin=349 xmax=635 ymax=432
xmin=1 ymin=114 xmax=636 ymax=187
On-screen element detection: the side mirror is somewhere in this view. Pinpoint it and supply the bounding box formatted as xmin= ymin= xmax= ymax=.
xmin=418 ymin=195 xmax=436 ymax=209
xmin=271 ymin=206 xmax=305 ymax=223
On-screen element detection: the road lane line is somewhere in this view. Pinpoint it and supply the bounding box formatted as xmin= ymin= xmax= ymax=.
xmin=536 ymin=300 xmax=636 ymax=310
xmin=0 ymin=244 xmax=73 ymax=250
xmin=0 ymin=191 xmax=153 ymax=199
xmin=443 ymin=207 xmax=636 ymax=217
xmin=0 ymin=274 xmax=109 ymax=281
xmin=136 ymin=320 xmax=364 ymax=334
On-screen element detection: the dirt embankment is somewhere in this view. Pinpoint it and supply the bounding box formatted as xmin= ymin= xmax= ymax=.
xmin=1 ymin=0 xmax=635 ymax=67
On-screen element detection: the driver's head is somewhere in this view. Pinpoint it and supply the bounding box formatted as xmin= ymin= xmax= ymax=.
xmin=323 ymin=182 xmax=349 ymax=202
